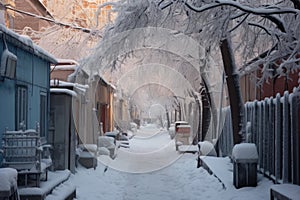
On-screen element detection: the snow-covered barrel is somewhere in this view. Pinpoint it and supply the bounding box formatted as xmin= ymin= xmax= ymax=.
xmin=232 ymin=143 xmax=258 ymax=189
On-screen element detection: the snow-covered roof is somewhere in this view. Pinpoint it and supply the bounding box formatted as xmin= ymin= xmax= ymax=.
xmin=50 ymin=80 xmax=89 ymax=90
xmin=92 ymin=73 xmax=116 ymax=90
xmin=50 ymin=88 xmax=77 ymax=97
xmin=56 ymin=59 xmax=79 ymax=65
xmin=51 ymin=65 xmax=78 ymax=71
xmin=0 ymin=25 xmax=57 ymax=64
xmin=177 ymin=125 xmax=191 ymax=128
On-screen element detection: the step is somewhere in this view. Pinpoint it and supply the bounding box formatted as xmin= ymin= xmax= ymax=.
xmin=18 ymin=170 xmax=72 ymax=200
xmin=45 ymin=181 xmax=76 ymax=200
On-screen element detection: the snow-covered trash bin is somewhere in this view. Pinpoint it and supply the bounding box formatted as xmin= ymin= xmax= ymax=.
xmin=232 ymin=143 xmax=258 ymax=189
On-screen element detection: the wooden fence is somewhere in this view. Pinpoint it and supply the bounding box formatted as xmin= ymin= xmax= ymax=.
xmin=218 ymin=89 xmax=300 ymax=185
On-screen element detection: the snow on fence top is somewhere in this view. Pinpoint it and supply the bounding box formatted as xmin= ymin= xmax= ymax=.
xmin=0 ymin=25 xmax=57 ymax=64
xmin=232 ymin=143 xmax=258 ymax=162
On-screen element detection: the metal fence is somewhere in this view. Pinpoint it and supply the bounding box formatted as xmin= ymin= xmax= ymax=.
xmin=219 ymin=89 xmax=300 ymax=185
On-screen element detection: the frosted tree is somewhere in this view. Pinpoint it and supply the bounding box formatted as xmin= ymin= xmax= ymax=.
xmin=26 ymin=0 xmax=298 ymax=144
xmin=158 ymin=0 xmax=300 ymax=144
xmin=82 ymin=0 xmax=223 ymax=143
xmin=91 ymin=0 xmax=299 ymax=144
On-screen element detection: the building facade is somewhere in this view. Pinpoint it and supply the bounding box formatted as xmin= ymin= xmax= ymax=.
xmin=0 ymin=24 xmax=57 ymax=157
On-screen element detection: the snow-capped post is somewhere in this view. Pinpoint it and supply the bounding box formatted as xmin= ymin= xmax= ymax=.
xmin=232 ymin=143 xmax=258 ymax=189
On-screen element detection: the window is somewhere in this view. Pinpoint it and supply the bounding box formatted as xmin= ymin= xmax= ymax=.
xmin=40 ymin=92 xmax=47 ymax=137
xmin=16 ymin=86 xmax=28 ymax=130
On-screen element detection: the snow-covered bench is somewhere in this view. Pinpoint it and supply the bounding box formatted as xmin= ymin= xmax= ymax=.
xmin=270 ymin=184 xmax=300 ymax=200
xmin=1 ymin=127 xmax=52 ymax=187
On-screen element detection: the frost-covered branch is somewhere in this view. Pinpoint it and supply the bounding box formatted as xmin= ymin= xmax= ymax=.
xmin=183 ymin=0 xmax=299 ymax=15
xmin=5 ymin=5 xmax=94 ymax=34
xmin=229 ymin=13 xmax=249 ymax=33
xmin=248 ymin=22 xmax=272 ymax=35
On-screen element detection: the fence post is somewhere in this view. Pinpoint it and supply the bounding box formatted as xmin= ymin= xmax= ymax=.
xmin=253 ymin=101 xmax=258 ymax=152
xmin=274 ymin=93 xmax=282 ymax=183
xmin=269 ymin=97 xmax=275 ymax=176
xmin=263 ymin=98 xmax=269 ymax=175
xmin=258 ymin=101 xmax=263 ymax=172
xmin=282 ymin=91 xmax=290 ymax=183
xmin=289 ymin=91 xmax=300 ymax=185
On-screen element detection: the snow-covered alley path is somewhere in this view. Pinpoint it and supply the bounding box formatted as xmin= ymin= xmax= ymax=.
xmin=69 ymin=124 xmax=273 ymax=200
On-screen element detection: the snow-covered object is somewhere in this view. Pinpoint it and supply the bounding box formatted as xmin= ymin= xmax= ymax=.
xmin=0 ymin=49 xmax=17 ymax=78
xmin=0 ymin=168 xmax=18 ymax=192
xmin=50 ymin=88 xmax=77 ymax=97
xmin=130 ymin=122 xmax=137 ymax=132
xmin=0 ymin=25 xmax=57 ymax=64
xmin=97 ymin=136 xmax=115 ymax=149
xmin=79 ymin=144 xmax=97 ymax=153
xmin=97 ymin=136 xmax=116 ymax=158
xmin=51 ymin=64 xmax=78 ymax=71
xmin=232 ymin=143 xmax=258 ymax=162
xmin=98 ymin=147 xmax=110 ymax=156
xmin=79 ymin=151 xmax=95 ymax=158
xmin=50 ymin=80 xmax=89 ymax=90
xmin=45 ymin=180 xmax=76 ymax=200
xmin=270 ymin=184 xmax=300 ymax=200
xmin=198 ymin=141 xmax=217 ymax=156
xmin=169 ymin=125 xmax=175 ymax=139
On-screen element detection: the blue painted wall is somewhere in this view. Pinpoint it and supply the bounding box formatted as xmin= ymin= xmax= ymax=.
xmin=0 ymin=29 xmax=55 ymax=165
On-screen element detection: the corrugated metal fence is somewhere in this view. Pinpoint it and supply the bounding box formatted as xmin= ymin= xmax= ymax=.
xmin=219 ymin=90 xmax=300 ymax=185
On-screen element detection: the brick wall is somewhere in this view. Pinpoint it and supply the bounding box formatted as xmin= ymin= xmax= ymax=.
xmin=14 ymin=0 xmax=52 ymax=32
xmin=42 ymin=0 xmax=115 ymax=28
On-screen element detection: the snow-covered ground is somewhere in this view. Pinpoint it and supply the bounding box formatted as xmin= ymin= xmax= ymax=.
xmin=69 ymin=124 xmax=274 ymax=200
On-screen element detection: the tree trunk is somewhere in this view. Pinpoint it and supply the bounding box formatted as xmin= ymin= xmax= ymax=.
xmin=220 ymin=37 xmax=244 ymax=144
xmin=201 ymin=86 xmax=211 ymax=141
xmin=165 ymin=106 xmax=170 ymax=130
